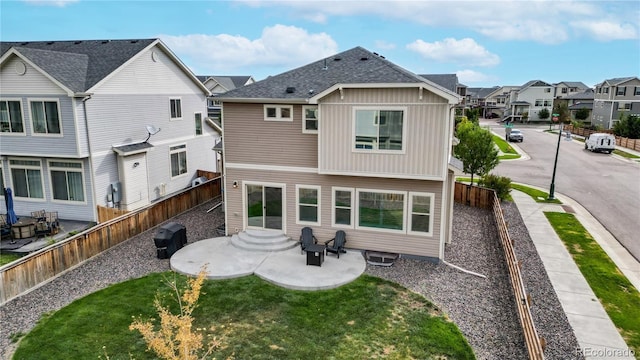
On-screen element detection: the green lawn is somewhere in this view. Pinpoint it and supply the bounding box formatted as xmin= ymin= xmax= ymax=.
xmin=491 ymin=134 xmax=521 ymax=160
xmin=13 ymin=273 xmax=475 ymax=360
xmin=545 ymin=212 xmax=640 ymax=355
xmin=510 ymin=183 xmax=561 ymax=204
xmin=0 ymin=253 xmax=23 ymax=266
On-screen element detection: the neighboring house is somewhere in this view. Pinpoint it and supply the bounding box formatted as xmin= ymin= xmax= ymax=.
xmin=0 ymin=39 xmax=219 ymax=222
xmin=565 ymin=88 xmax=595 ymax=125
xmin=481 ymin=86 xmax=520 ymax=119
xmin=592 ymin=77 xmax=640 ymax=129
xmin=553 ymin=81 xmax=589 ymax=99
xmin=420 ymin=74 xmax=467 ymax=109
xmin=197 ymin=75 xmax=254 ymax=121
xmin=503 ymin=80 xmax=554 ymax=122
xmin=218 ymin=46 xmax=461 ymax=260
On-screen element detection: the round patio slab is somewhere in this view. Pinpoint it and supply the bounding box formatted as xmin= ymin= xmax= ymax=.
xmin=170 ymin=237 xmax=366 ymax=290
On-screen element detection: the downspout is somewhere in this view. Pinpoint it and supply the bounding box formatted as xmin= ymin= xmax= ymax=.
xmin=82 ymin=95 xmax=99 ymax=223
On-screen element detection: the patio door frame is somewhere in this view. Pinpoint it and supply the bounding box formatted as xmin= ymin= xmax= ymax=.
xmin=242 ymin=181 xmax=286 ymax=233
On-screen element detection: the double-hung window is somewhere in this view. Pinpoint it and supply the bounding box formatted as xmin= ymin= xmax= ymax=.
xmin=195 ymin=112 xmax=203 ymax=135
xmin=170 ymin=98 xmax=182 ymax=120
xmin=332 ymin=187 xmax=354 ymax=227
xmin=9 ymin=159 xmax=44 ymax=199
xmin=635 ymin=87 xmax=640 ymax=96
xmin=617 ymin=87 xmax=626 ymax=96
xmin=30 ymin=100 xmax=61 ymax=135
xmin=49 ymin=160 xmax=85 ymax=202
xmin=408 ymin=192 xmax=434 ymax=235
xmin=170 ymin=144 xmax=187 ymax=177
xmin=354 ymin=107 xmax=404 ymax=151
xmin=534 ymin=99 xmax=543 ymax=107
xmin=302 ymin=106 xmax=318 ymax=133
xmin=0 ymin=100 xmax=24 ymax=133
xmin=264 ymin=105 xmax=292 ymax=121
xmin=296 ymin=185 xmax=320 ymax=225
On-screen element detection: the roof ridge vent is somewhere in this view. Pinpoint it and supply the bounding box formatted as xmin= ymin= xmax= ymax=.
xmin=333 ymin=57 xmax=341 ymax=61
xmin=74 ymin=41 xmax=82 ymax=44
xmin=286 ymin=87 xmax=295 ymax=94
xmin=46 ymin=41 xmax=54 ymax=45
xmin=360 ymin=56 xmax=369 ymax=61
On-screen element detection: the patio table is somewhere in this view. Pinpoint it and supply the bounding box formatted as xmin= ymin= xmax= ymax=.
xmin=12 ymin=219 xmax=36 ymax=239
xmin=304 ymin=244 xmax=325 ymax=266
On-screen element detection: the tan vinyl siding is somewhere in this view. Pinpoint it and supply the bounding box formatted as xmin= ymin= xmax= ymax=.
xmin=319 ymin=88 xmax=450 ymax=179
xmin=223 ymin=103 xmax=318 ymax=167
xmin=225 ymin=167 xmax=443 ymax=258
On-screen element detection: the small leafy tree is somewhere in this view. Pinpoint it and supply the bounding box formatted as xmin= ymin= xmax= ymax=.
xmin=130 ymin=267 xmax=223 ymax=360
xmin=454 ymin=120 xmax=499 ymax=184
xmin=575 ymin=108 xmax=590 ymax=123
xmin=553 ymin=102 xmax=570 ymax=123
xmin=465 ymin=108 xmax=480 ymax=124
xmin=538 ymin=108 xmax=550 ymax=121
xmin=613 ymin=113 xmax=640 ymax=139
xmin=521 ymin=111 xmax=529 ymax=123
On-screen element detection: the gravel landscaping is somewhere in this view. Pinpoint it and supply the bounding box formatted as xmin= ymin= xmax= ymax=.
xmin=0 ymin=199 xmax=580 ymax=359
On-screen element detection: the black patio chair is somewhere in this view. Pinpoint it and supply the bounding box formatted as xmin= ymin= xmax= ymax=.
xmin=299 ymin=226 xmax=318 ymax=254
xmin=325 ymin=230 xmax=347 ymax=258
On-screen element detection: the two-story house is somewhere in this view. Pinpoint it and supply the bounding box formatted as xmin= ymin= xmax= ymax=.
xmin=420 ymin=74 xmax=467 ymax=110
xmin=0 ymin=39 xmax=219 ymax=222
xmin=592 ymin=77 xmax=640 ymax=129
xmin=565 ymin=88 xmax=595 ymax=125
xmin=553 ymin=81 xmax=589 ymax=99
xmin=503 ymin=80 xmax=554 ymax=122
xmin=482 ymin=86 xmax=520 ymax=119
xmin=218 ymin=47 xmax=461 ymax=260
xmin=197 ymin=75 xmax=254 ymax=121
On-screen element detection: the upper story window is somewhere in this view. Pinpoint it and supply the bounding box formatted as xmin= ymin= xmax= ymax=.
xmin=354 ymin=107 xmax=405 ymax=151
xmin=635 ymin=87 xmax=640 ymax=96
xmin=535 ymin=99 xmax=543 ymax=107
xmin=264 ymin=105 xmax=292 ymax=121
xmin=561 ymin=88 xmax=568 ymax=94
xmin=1 ymin=100 xmax=24 ymax=134
xmin=194 ymin=112 xmax=203 ymax=135
xmin=49 ymin=160 xmax=85 ymax=202
xmin=603 ymin=87 xmax=609 ymax=94
xmin=170 ymin=144 xmax=187 ymax=177
xmin=30 ymin=100 xmax=61 ymax=135
xmin=170 ymin=98 xmax=182 ymax=120
xmin=544 ymin=100 xmax=552 ymax=107
xmin=302 ymin=106 xmax=318 ymax=133
xmin=616 ymin=87 xmax=626 ymax=96
xmin=544 ymin=88 xmax=551 ymax=93
xmin=9 ymin=158 xmax=44 ymax=199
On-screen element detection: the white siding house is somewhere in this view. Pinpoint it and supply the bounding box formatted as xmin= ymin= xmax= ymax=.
xmin=0 ymin=39 xmax=219 ymax=222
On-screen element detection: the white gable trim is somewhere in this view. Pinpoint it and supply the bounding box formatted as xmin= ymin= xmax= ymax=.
xmin=0 ymin=49 xmax=75 ymax=96
xmin=86 ymin=40 xmax=211 ymax=96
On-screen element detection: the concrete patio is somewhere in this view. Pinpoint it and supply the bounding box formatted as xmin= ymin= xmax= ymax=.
xmin=170 ymin=232 xmax=367 ymax=291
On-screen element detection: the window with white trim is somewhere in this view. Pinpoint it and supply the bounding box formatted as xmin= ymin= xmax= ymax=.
xmin=617 ymin=87 xmax=626 ymax=96
xmin=195 ymin=112 xmax=203 ymax=135
xmin=170 ymin=98 xmax=182 ymax=120
xmin=544 ymin=88 xmax=551 ymax=93
xmin=354 ymin=108 xmax=404 ymax=151
xmin=535 ymin=99 xmax=543 ymax=107
xmin=408 ymin=192 xmax=434 ymax=235
xmin=302 ymin=106 xmax=318 ymax=133
xmin=332 ymin=187 xmax=354 ymax=228
xmin=561 ymin=88 xmax=568 ymax=94
xmin=604 ymin=87 xmax=609 ymax=94
xmin=0 ymin=99 xmax=24 ymax=133
xmin=49 ymin=160 xmax=85 ymax=202
xmin=634 ymin=87 xmax=640 ymax=96
xmin=357 ymin=190 xmax=405 ymax=232
xmin=264 ymin=105 xmax=292 ymax=121
xmin=30 ymin=100 xmax=61 ymax=134
xmin=544 ymin=100 xmax=553 ymax=107
xmin=9 ymin=159 xmax=44 ymax=199
xmin=170 ymin=144 xmax=187 ymax=177
xmin=296 ymin=185 xmax=320 ymax=225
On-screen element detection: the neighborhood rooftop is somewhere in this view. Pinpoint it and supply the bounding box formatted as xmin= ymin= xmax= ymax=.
xmin=0 ymin=39 xmax=157 ymax=92
xmin=219 ymin=46 xmax=458 ymax=101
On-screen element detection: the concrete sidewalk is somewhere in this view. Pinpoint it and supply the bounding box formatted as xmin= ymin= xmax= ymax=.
xmin=511 ymin=189 xmax=638 ymax=359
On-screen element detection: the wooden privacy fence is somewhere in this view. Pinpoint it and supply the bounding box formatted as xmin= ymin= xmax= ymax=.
xmin=454 ymin=182 xmax=546 ymax=359
xmin=0 ymin=176 xmax=222 ymax=305
xmin=565 ymin=125 xmax=640 ymax=152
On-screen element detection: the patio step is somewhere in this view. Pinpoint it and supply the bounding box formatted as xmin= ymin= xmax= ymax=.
xmin=230 ymin=230 xmax=298 ymax=252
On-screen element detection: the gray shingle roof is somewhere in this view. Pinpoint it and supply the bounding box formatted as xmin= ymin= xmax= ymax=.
xmin=198 ymin=75 xmax=253 ymax=91
xmin=1 ymin=39 xmax=156 ymax=92
xmin=419 ymin=74 xmax=458 ymax=93
xmin=603 ymin=77 xmax=637 ymax=86
xmin=564 ymin=88 xmax=594 ymax=100
xmin=219 ymin=46 xmax=457 ymax=101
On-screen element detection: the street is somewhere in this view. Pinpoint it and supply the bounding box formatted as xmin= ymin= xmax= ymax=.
xmin=485 ymin=120 xmax=640 ymax=261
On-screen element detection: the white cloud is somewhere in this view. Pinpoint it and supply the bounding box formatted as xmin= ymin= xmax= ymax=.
xmin=571 ymin=21 xmax=638 ymax=41
xmin=236 ymin=0 xmax=639 ymax=44
xmin=407 ymin=38 xmax=500 ymax=67
xmin=22 ymin=0 xmax=78 ymax=6
xmin=456 ymin=69 xmax=496 ymax=84
xmin=159 ymin=24 xmax=338 ymax=74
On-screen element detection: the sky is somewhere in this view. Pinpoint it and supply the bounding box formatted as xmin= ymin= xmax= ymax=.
xmin=1 ymin=0 xmax=639 ymax=88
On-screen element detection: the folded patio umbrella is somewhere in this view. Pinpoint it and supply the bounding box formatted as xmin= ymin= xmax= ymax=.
xmin=4 ymin=188 xmax=18 ymax=225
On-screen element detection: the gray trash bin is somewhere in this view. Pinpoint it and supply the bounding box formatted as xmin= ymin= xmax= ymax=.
xmin=154 ymin=222 xmax=187 ymax=259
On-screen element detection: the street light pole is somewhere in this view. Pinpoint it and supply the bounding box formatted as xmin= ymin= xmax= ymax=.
xmin=548 ymin=122 xmax=563 ymax=200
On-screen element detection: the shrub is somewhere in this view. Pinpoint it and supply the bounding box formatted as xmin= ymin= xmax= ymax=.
xmin=479 ymin=174 xmax=512 ymax=201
